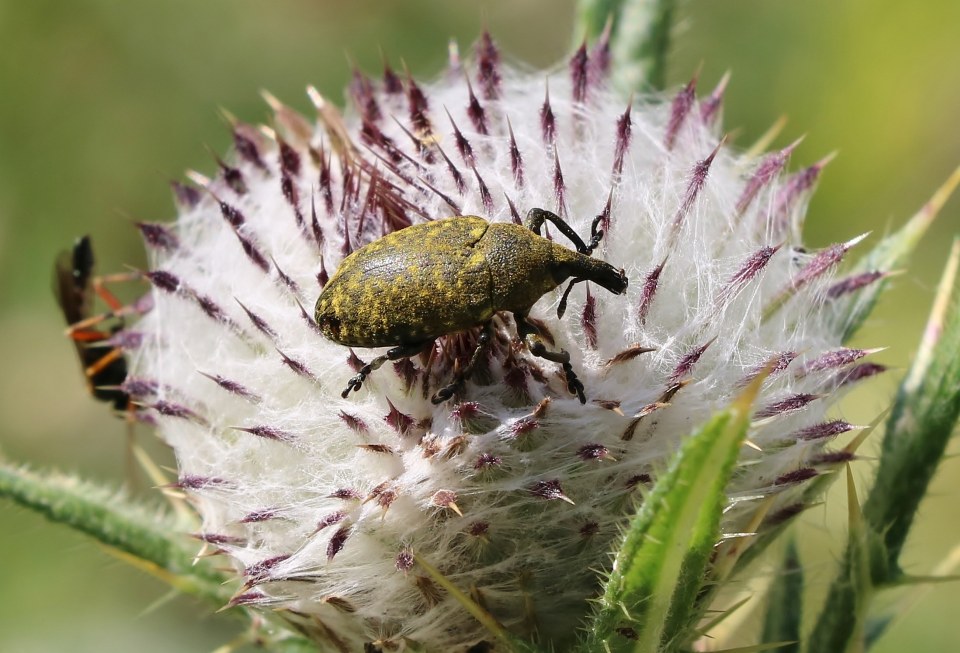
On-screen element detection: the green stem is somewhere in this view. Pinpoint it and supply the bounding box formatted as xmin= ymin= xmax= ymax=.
xmin=0 ymin=462 xmax=231 ymax=605
xmin=576 ymin=0 xmax=676 ymax=91
xmin=761 ymin=539 xmax=802 ymax=652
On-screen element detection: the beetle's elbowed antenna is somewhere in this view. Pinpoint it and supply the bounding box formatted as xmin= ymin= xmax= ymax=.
xmin=525 ymin=208 xmax=627 ymax=311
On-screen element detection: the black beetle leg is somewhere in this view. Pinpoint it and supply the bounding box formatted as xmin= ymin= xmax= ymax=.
xmin=431 ymin=321 xmax=493 ymax=404
xmin=514 ymin=312 xmax=586 ymax=403
xmin=586 ymin=214 xmax=605 ymax=254
xmin=342 ymin=340 xmax=433 ymax=398
xmin=556 ymin=277 xmax=585 ymax=319
xmin=524 ymin=208 xmax=593 ymax=254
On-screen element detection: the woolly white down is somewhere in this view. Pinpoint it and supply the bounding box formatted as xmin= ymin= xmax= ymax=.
xmin=130 ymin=60 xmax=874 ymax=651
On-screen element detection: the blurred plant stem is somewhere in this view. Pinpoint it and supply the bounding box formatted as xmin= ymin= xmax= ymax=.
xmin=0 ymin=462 xmax=230 ymax=604
xmin=576 ymin=0 xmax=675 ymax=90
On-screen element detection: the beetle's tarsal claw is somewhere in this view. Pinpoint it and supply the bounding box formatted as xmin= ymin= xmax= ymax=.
xmin=585 ymin=236 xmax=602 ymax=255
xmin=430 ymin=384 xmax=457 ymax=404
xmin=590 ymin=214 xmax=603 ymax=236
xmin=586 ymin=217 xmax=604 ymax=255
xmin=562 ymin=360 xmax=586 ymax=403
xmin=342 ymin=373 xmax=366 ymax=397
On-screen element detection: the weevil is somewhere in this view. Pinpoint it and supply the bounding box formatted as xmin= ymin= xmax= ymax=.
xmin=315 ymin=208 xmax=628 ymax=403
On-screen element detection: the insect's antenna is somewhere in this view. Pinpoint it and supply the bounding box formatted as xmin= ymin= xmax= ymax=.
xmin=557 ymin=277 xmax=585 ymax=318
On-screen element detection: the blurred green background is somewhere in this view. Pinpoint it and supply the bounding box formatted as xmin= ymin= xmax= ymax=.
xmin=1 ymin=1 xmax=957 ymax=650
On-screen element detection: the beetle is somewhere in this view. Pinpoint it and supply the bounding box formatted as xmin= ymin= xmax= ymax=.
xmin=315 ymin=208 xmax=628 ymax=404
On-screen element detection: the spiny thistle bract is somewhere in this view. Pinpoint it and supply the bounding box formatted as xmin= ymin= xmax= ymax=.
xmin=122 ymin=34 xmax=884 ymax=651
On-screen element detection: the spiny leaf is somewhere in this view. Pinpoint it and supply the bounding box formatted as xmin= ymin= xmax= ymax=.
xmin=580 ymin=371 xmax=765 ymax=652
xmin=0 ymin=461 xmax=321 ymax=652
xmin=806 ymin=241 xmax=960 ymax=652
xmin=760 ymin=538 xmax=802 ymax=653
xmin=807 ymin=466 xmax=879 ymax=653
xmin=863 ymin=237 xmax=960 ymax=571
xmin=837 ymin=167 xmax=960 ymax=342
xmin=0 ymin=462 xmax=231 ymax=605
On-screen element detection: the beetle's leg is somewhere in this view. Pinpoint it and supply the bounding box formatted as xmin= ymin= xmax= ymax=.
xmin=557 ymin=277 xmax=585 ymax=319
xmin=514 ymin=312 xmax=586 ymax=403
xmin=342 ymin=341 xmax=434 ymax=398
xmin=431 ymin=321 xmax=493 ymax=404
xmin=586 ymin=214 xmax=605 ymax=254
xmin=524 ymin=208 xmax=593 ymax=255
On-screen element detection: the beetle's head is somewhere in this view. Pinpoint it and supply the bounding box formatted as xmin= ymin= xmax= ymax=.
xmin=557 ymin=253 xmax=628 ymax=297
xmin=590 ymin=263 xmax=628 ymax=296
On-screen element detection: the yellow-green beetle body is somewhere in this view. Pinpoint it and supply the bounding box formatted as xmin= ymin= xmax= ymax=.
xmin=316 ymin=215 xmax=625 ymax=346
xmin=315 ymin=209 xmax=628 ymax=402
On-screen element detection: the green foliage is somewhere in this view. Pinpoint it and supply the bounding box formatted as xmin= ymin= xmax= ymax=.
xmin=580 ymin=374 xmax=764 ymax=653
xmin=864 ymin=238 xmax=960 ymax=572
xmin=808 ymin=241 xmax=960 ymax=651
xmin=576 ymin=0 xmax=676 ymax=90
xmin=761 ymin=539 xmax=802 ymax=653
xmin=806 ymin=468 xmax=877 ymax=653
xmin=0 ymin=462 xmax=230 ymax=605
xmin=0 ymin=461 xmax=318 ymax=651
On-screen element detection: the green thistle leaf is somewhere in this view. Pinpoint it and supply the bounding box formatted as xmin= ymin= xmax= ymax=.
xmin=580 ymin=374 xmax=765 ymax=652
xmin=806 ymin=467 xmax=881 ymax=653
xmin=809 ymin=238 xmax=960 ymax=652
xmin=863 ymin=237 xmax=960 ymax=571
xmin=761 ymin=539 xmax=802 ymax=653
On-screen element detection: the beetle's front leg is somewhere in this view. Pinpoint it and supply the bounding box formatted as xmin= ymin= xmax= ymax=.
xmin=514 ymin=312 xmax=586 ymax=403
xmin=431 ymin=321 xmax=493 ymax=404
xmin=342 ymin=340 xmax=433 ymax=398
xmin=524 ymin=208 xmax=594 ymax=255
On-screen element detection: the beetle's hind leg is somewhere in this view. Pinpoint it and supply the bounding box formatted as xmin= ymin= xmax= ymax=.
xmin=514 ymin=312 xmax=586 ymax=403
xmin=431 ymin=321 xmax=493 ymax=404
xmin=342 ymin=340 xmax=433 ymax=398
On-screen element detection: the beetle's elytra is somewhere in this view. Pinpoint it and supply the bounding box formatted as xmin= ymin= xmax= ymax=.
xmin=315 ymin=208 xmax=628 ymax=404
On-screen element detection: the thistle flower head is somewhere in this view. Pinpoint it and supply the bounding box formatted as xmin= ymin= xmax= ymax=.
xmin=125 ymin=34 xmax=883 ymax=651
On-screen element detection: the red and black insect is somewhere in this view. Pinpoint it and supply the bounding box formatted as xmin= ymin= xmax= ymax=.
xmin=53 ymin=235 xmax=132 ymax=409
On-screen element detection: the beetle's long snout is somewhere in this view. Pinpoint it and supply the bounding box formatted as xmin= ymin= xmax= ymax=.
xmin=559 ymin=251 xmax=629 ymax=296
xmin=607 ymin=267 xmax=628 ymax=295
xmin=580 ymin=257 xmax=628 ymax=295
